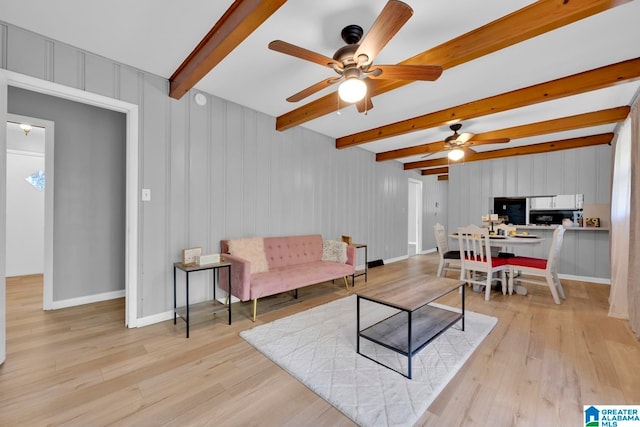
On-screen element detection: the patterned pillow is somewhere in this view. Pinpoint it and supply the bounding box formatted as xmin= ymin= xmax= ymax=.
xmin=228 ymin=237 xmax=269 ymax=274
xmin=322 ymin=240 xmax=348 ymax=263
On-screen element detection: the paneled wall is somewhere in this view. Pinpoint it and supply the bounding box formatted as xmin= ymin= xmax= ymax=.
xmin=1 ymin=22 xmax=434 ymax=319
xmin=447 ymin=146 xmax=611 ymax=280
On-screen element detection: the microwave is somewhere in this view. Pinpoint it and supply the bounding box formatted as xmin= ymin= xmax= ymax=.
xmin=529 ymin=210 xmax=576 ymax=225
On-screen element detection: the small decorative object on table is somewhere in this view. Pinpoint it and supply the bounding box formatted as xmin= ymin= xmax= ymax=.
xmin=196 ymin=253 xmax=220 ymax=265
xmin=483 ymin=214 xmax=501 ymax=234
xmin=181 ymin=247 xmax=202 ymax=266
xmin=585 ymin=218 xmax=600 ymax=228
xmin=341 ymin=235 xmax=353 ymax=245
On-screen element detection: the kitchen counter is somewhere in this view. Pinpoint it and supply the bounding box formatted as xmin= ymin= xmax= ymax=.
xmin=516 ymin=225 xmax=609 ymax=231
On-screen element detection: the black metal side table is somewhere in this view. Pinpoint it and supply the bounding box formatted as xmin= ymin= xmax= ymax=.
xmin=173 ymin=261 xmax=231 ymax=338
xmin=352 ymin=243 xmax=368 ymax=284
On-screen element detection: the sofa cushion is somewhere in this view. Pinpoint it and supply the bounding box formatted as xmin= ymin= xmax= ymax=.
xmin=250 ymin=260 xmax=354 ymax=300
xmin=264 ymin=235 xmax=323 ymax=269
xmin=228 ymin=237 xmax=269 ymax=274
xmin=322 ymin=240 xmax=348 ymax=263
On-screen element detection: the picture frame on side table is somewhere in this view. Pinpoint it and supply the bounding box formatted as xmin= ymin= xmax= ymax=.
xmin=181 ymin=247 xmax=202 ymax=266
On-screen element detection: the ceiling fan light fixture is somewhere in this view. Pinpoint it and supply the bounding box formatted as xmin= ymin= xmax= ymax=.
xmin=448 ymin=148 xmax=464 ymax=161
xmin=338 ymin=77 xmax=367 ymax=103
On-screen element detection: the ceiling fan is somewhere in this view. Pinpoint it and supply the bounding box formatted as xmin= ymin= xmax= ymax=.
xmin=422 ymin=123 xmax=511 ymax=161
xmin=268 ymin=0 xmax=443 ymax=112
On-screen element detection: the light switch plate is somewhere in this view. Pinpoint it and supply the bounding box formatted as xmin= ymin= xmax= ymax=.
xmin=141 ymin=188 xmax=151 ymax=201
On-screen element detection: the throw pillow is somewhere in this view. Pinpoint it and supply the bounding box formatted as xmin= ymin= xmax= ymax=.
xmin=322 ymin=240 xmax=348 ymax=263
xmin=228 ymin=237 xmax=269 ymax=274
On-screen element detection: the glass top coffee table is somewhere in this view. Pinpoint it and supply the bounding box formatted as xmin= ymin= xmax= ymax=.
xmin=356 ymin=274 xmax=465 ymax=379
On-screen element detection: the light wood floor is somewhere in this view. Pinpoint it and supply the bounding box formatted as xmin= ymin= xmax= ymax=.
xmin=1 ymin=254 xmax=639 ymax=426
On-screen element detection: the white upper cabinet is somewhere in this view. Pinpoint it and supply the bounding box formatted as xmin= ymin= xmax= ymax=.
xmin=554 ymin=194 xmax=577 ymax=209
xmin=529 ymin=194 xmax=580 ymax=210
xmin=530 ymin=196 xmax=554 ymax=210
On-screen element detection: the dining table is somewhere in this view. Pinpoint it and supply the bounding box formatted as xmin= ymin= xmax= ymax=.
xmin=448 ymin=232 xmax=546 ymax=295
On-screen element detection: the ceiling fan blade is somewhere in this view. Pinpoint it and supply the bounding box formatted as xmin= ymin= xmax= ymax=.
xmin=269 ymin=40 xmax=341 ymax=69
xmin=367 ymin=64 xmax=443 ymax=81
xmin=458 ymin=132 xmax=473 ymax=143
xmin=419 ymin=141 xmax=447 ymax=158
xmin=355 ymin=95 xmax=374 ymax=113
xmin=286 ymin=78 xmax=338 ymax=103
xmin=462 ymin=147 xmax=477 ymax=155
xmin=420 ymin=151 xmax=439 ymax=159
xmin=354 ymin=0 xmax=413 ymax=67
xmin=468 ymin=137 xmax=511 ymax=145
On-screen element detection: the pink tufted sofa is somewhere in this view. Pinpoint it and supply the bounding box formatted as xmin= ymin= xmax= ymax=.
xmin=220 ymin=234 xmax=356 ymax=321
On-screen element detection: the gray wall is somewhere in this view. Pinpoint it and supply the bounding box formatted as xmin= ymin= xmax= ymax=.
xmin=8 ymin=86 xmax=126 ymax=300
xmin=0 ymin=20 xmax=609 ymax=324
xmin=447 ymin=146 xmax=611 ymax=279
xmin=1 ymin=22 xmax=436 ymax=318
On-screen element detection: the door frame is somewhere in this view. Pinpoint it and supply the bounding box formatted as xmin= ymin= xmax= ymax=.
xmin=0 ymin=70 xmax=140 ymax=333
xmin=6 ymin=113 xmax=54 ymax=309
xmin=408 ymin=178 xmax=423 ymax=255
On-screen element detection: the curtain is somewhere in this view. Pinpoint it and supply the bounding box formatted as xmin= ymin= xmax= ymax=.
xmin=609 ymin=117 xmax=631 ymax=319
xmin=609 ymin=94 xmax=640 ymax=340
xmin=628 ymin=97 xmax=640 ymax=339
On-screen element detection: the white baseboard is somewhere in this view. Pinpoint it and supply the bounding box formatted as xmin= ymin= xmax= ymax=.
xmin=384 ymin=255 xmax=409 ymax=264
xmin=420 ymin=248 xmax=437 ymax=255
xmin=559 ymin=273 xmax=610 ymax=285
xmin=518 ymin=271 xmax=611 ymax=285
xmin=50 ymin=289 xmax=125 ymax=310
xmin=136 ymin=296 xmax=236 ymax=328
xmin=136 ymin=310 xmax=174 ymax=327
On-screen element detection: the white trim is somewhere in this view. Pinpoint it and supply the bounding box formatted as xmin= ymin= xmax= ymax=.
xmin=6 ymin=149 xmax=44 ymax=157
xmin=558 ymin=274 xmax=610 ymax=285
xmin=384 ymin=255 xmax=409 ymax=265
xmin=136 ymin=310 xmax=174 ymax=328
xmin=1 ymin=71 xmax=7 ymax=364
xmin=7 ymin=113 xmax=54 ymax=310
xmin=408 ymin=178 xmax=423 ymax=255
xmin=51 ymin=290 xmax=126 ymax=310
xmin=1 ymin=69 xmax=140 ymax=327
xmin=420 ymin=248 xmax=437 ymax=255
xmin=518 ymin=271 xmax=611 ymax=285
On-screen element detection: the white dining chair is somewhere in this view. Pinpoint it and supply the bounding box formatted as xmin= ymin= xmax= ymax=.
xmin=507 ymin=225 xmax=566 ymax=304
xmin=433 ymin=223 xmax=461 ymax=277
xmin=457 ymin=224 xmax=509 ymax=301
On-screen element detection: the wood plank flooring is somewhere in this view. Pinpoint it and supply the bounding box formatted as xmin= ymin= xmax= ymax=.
xmin=1 ymin=254 xmax=639 ymax=426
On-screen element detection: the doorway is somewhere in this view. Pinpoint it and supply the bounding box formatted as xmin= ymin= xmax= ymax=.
xmin=408 ymin=178 xmax=423 ymax=256
xmin=1 ymin=69 xmax=140 ymax=365
xmin=6 ymin=114 xmax=54 ymax=309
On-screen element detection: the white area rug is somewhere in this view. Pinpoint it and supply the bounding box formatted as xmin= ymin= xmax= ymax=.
xmin=240 ymin=295 xmax=497 ymax=427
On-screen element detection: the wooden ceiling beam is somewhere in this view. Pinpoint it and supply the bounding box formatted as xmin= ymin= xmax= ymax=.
xmin=437 ymin=175 xmax=449 ymax=181
xmin=421 ymin=167 xmax=449 ymax=176
xmin=169 ymin=0 xmax=287 ymax=100
xmin=340 ymin=58 xmax=640 ymax=149
xmin=404 ymin=133 xmax=614 ymax=170
xmin=275 ymin=0 xmax=631 ymax=131
xmin=376 ymin=106 xmax=630 ymax=161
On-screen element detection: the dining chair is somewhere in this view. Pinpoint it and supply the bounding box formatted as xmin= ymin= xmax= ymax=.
xmin=457 ymin=224 xmax=509 ymax=301
xmin=433 ymin=223 xmax=461 ymax=277
xmin=506 ymin=225 xmax=566 ymax=304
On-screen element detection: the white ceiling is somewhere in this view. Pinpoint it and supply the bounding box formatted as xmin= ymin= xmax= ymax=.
xmin=6 ymin=122 xmax=45 ymax=154
xmin=2 ymin=0 xmax=639 ymax=164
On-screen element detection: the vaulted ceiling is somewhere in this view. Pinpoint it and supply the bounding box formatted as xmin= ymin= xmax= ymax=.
xmin=3 ymin=0 xmax=639 ymax=178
